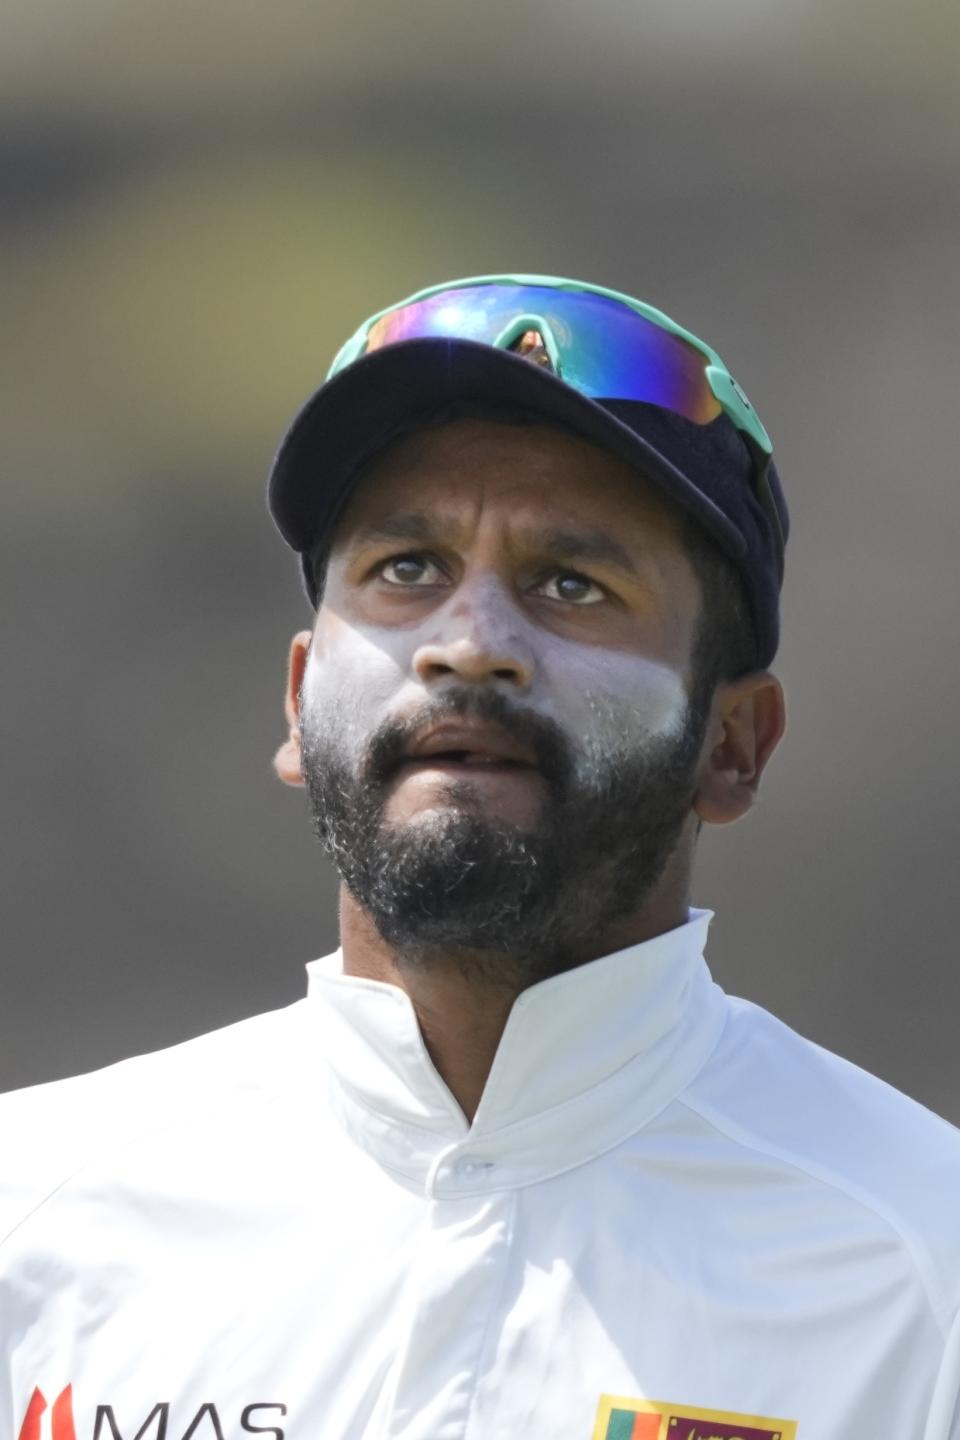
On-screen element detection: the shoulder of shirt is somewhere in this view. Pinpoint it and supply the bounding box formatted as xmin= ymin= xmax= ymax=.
xmin=684 ymin=993 xmax=960 ymax=1335
xmin=0 ymin=993 xmax=317 ymax=1251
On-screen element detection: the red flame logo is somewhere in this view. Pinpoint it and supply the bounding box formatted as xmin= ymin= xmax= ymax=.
xmin=17 ymin=1386 xmax=77 ymax=1440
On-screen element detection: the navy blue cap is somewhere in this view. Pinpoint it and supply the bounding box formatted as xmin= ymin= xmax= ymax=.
xmin=267 ymin=336 xmax=788 ymax=667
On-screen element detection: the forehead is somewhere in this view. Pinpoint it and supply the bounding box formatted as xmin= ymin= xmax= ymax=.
xmin=328 ymin=416 xmax=687 ymax=550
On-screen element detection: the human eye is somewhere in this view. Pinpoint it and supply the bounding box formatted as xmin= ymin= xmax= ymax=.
xmin=533 ymin=569 xmax=607 ymax=605
xmin=377 ymin=552 xmax=447 ymax=587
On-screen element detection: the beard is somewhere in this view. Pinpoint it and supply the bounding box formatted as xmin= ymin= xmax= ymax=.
xmin=301 ymin=683 xmax=710 ymax=986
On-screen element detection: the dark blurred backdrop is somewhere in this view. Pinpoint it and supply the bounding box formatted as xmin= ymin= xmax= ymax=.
xmin=2 ymin=0 xmax=958 ymax=1121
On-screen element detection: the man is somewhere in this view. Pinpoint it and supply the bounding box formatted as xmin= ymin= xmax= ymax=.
xmin=2 ymin=276 xmax=958 ymax=1440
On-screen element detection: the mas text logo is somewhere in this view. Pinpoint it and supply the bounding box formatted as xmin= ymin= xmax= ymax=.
xmin=15 ymin=1389 xmax=286 ymax=1440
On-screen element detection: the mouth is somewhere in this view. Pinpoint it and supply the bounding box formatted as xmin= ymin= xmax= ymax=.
xmin=398 ymin=720 xmax=542 ymax=775
xmin=376 ymin=718 xmax=552 ymax=822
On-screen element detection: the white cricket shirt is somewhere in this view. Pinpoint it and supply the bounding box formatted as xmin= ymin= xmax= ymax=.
xmin=2 ymin=909 xmax=959 ymax=1440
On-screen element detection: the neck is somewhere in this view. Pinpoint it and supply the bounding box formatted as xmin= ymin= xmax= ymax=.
xmin=338 ymin=870 xmax=690 ymax=1123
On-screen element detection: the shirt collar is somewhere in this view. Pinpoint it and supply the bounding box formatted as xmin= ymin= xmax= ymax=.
xmin=304 ymin=908 xmax=726 ymax=1196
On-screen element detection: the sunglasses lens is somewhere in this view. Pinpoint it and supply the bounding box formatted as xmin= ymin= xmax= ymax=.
xmin=364 ymin=284 xmax=722 ymax=424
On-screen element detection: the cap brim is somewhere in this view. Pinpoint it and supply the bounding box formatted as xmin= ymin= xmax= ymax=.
xmin=267 ymin=337 xmax=747 ymax=567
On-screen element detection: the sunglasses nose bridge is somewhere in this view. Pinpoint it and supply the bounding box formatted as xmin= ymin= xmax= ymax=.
xmin=491 ymin=312 xmax=563 ymax=376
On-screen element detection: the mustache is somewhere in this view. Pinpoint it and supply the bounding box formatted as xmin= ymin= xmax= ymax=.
xmin=361 ymin=687 xmax=572 ymax=792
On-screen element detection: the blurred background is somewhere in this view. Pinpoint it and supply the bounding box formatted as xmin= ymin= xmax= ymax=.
xmin=2 ymin=0 xmax=958 ymax=1120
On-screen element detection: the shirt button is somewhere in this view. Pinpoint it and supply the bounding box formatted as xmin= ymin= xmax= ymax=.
xmin=456 ymin=1158 xmax=491 ymax=1179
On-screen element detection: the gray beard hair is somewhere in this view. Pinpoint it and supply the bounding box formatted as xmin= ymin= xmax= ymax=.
xmin=301 ymin=685 xmax=709 ymax=986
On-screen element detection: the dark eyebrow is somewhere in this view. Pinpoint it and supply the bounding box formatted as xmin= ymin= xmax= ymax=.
xmin=343 ymin=511 xmax=643 ymax=580
xmin=522 ymin=526 xmax=643 ymax=580
xmin=343 ymin=512 xmax=440 ymax=552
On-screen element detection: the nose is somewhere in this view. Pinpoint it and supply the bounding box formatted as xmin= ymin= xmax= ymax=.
xmin=412 ymin=579 xmax=535 ymax=691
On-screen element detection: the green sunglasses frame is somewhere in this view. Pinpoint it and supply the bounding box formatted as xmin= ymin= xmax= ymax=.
xmin=327 ymin=272 xmax=773 ymax=458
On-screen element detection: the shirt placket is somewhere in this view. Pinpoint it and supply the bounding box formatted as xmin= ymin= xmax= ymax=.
xmin=373 ymin=1176 xmax=516 ymax=1440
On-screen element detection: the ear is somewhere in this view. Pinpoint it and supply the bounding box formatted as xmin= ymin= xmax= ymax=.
xmin=693 ymin=671 xmax=786 ymax=826
xmin=273 ymin=630 xmax=312 ymax=787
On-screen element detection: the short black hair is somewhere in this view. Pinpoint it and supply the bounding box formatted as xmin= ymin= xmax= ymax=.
xmin=308 ymin=403 xmax=759 ymax=706
xmin=681 ymin=512 xmax=758 ymax=712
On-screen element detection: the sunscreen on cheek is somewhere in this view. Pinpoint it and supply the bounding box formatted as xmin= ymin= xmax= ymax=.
xmin=301 ymin=631 xmax=410 ymax=764
xmin=616 ymin=659 xmax=690 ymax=739
xmin=551 ymin=641 xmax=690 ymax=742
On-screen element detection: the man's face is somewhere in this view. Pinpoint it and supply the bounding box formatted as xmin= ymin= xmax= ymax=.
xmin=297 ymin=417 xmax=710 ymax=979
